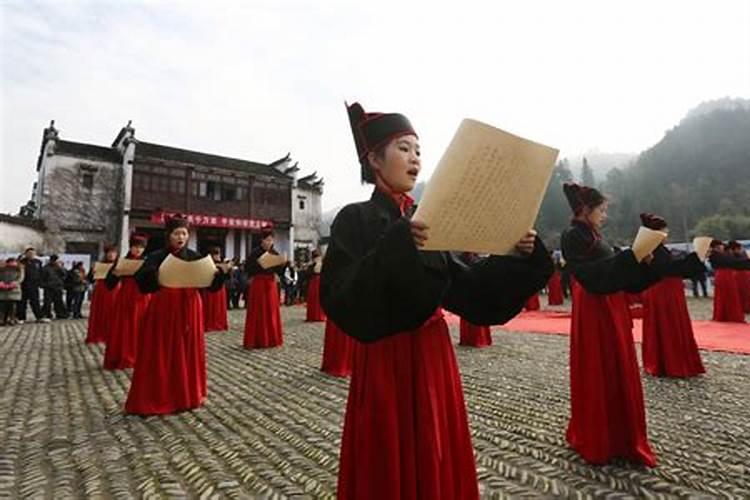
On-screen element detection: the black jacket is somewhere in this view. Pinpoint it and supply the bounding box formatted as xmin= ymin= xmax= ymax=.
xmin=19 ymin=257 xmax=43 ymax=289
xmin=133 ymin=247 xmax=227 ymax=294
xmin=709 ymin=252 xmax=750 ymax=271
xmin=41 ymin=263 xmax=66 ymax=290
xmin=321 ymin=189 xmax=553 ymax=343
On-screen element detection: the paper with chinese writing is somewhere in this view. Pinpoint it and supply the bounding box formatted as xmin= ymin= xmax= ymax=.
xmin=692 ymin=237 xmax=712 ymax=262
xmin=93 ymin=262 xmax=114 ymax=280
xmin=632 ymin=227 xmax=667 ymax=262
xmin=113 ymin=258 xmax=144 ymax=277
xmin=412 ymin=119 xmax=558 ymax=255
xmin=158 ymin=254 xmax=216 ymax=288
xmin=258 ymin=252 xmax=286 ymax=270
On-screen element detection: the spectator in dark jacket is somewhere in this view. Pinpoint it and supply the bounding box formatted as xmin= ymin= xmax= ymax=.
xmin=18 ymin=247 xmax=46 ymax=323
xmin=65 ymin=262 xmax=87 ymax=319
xmin=41 ymin=255 xmax=68 ymax=319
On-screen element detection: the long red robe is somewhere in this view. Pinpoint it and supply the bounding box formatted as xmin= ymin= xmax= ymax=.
xmin=103 ymin=277 xmax=150 ymax=369
xmin=85 ymin=280 xmax=120 ymax=344
xmin=320 ymin=320 xmax=354 ymax=377
xmin=306 ymin=274 xmax=326 ymax=322
xmin=641 ymin=277 xmax=705 ymax=377
xmin=243 ymin=274 xmax=283 ymax=348
xmin=458 ymin=318 xmax=492 ymax=348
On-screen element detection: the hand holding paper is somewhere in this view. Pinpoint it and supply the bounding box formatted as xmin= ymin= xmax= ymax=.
xmin=632 ymin=227 xmax=668 ymax=263
xmin=258 ymin=252 xmax=287 ymax=270
xmin=692 ymin=237 xmax=712 ymax=262
xmin=158 ymin=254 xmax=217 ymax=288
xmin=412 ymin=119 xmax=558 ymax=255
xmin=93 ymin=262 xmax=114 ymax=280
xmin=216 ymin=262 xmax=234 ymax=274
xmin=313 ymin=256 xmax=323 ymax=273
xmin=113 ymin=258 xmax=144 ymax=277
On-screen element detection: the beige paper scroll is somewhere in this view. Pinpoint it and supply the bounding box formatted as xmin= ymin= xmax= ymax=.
xmin=258 ymin=252 xmax=286 ymax=270
xmin=92 ymin=262 xmax=114 ymax=280
xmin=746 ymin=250 xmax=750 ymax=259
xmin=313 ymin=256 xmax=323 ymax=274
xmin=692 ymin=237 xmax=712 ymax=262
xmin=158 ymin=254 xmax=217 ymax=288
xmin=632 ymin=227 xmax=668 ymax=263
xmin=216 ymin=262 xmax=234 ymax=274
xmin=412 ymin=119 xmax=559 ymax=255
xmin=113 ymin=258 xmax=144 ymax=277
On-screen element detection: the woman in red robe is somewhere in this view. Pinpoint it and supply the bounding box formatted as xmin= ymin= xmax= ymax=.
xmin=201 ymin=245 xmax=229 ymax=332
xmin=85 ymin=245 xmax=120 ymax=344
xmin=561 ymin=183 xmax=671 ymax=467
xmin=125 ymin=215 xmax=227 ymax=415
xmin=524 ymin=293 xmax=541 ymax=311
xmin=710 ymin=240 xmax=749 ymax=323
xmin=102 ymin=234 xmax=150 ymax=370
xmin=243 ymin=228 xmax=286 ymax=349
xmin=320 ymin=320 xmax=355 ymax=377
xmin=547 ymin=253 xmax=564 ymax=305
xmin=638 ymin=213 xmax=706 ymax=378
xmin=322 ymin=102 xmax=553 ymax=499
xmin=305 ymin=249 xmax=326 ymax=322
xmin=459 ymin=318 xmax=493 ymax=348
xmin=728 ymin=241 xmax=750 ymax=313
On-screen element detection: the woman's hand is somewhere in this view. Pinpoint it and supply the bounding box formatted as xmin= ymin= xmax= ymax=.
xmin=411 ymin=220 xmax=429 ymax=248
xmin=515 ymin=230 xmax=537 ymax=256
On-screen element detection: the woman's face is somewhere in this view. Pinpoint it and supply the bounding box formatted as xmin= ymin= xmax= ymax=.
xmin=130 ymin=245 xmax=144 ymax=258
xmin=584 ymin=201 xmax=608 ymax=229
xmin=369 ymin=135 xmax=421 ymax=193
xmin=261 ymin=235 xmax=274 ymax=251
xmin=169 ymin=227 xmax=189 ymax=250
xmin=105 ymin=250 xmax=118 ymax=262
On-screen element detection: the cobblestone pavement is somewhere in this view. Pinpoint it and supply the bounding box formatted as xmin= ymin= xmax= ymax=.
xmin=0 ymin=303 xmax=748 ymax=499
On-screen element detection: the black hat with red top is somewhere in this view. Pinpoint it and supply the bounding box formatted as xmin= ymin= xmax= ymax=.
xmin=129 ymin=233 xmax=148 ymax=247
xmin=346 ymin=101 xmax=418 ymax=183
xmin=563 ymin=182 xmax=606 ymax=215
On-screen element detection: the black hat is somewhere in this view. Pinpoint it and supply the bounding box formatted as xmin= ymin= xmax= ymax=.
xmin=346 ymin=101 xmax=417 ymax=183
xmin=165 ymin=214 xmax=190 ymax=233
xmin=563 ymin=182 xmax=606 ymax=215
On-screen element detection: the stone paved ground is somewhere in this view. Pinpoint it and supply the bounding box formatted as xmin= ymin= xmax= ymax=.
xmin=0 ymin=301 xmax=748 ymax=499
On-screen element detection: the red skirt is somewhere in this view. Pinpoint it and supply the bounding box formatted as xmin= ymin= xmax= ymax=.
xmin=568 ymin=283 xmax=656 ymax=467
xmin=321 ymin=320 xmax=355 ymax=377
xmin=103 ymin=277 xmax=151 ymax=370
xmin=337 ymin=310 xmax=478 ymax=500
xmin=641 ymin=277 xmax=705 ymax=377
xmin=306 ymin=274 xmax=326 ymax=322
xmin=243 ymin=274 xmax=283 ymax=348
xmin=201 ymin=286 xmax=228 ymax=332
xmin=458 ymin=318 xmax=492 ymax=348
xmin=524 ymin=293 xmax=540 ymax=311
xmin=85 ymin=280 xmax=120 ymax=344
xmin=547 ymin=271 xmax=564 ymax=305
xmin=125 ymin=287 xmax=206 ymax=415
xmin=713 ymin=269 xmax=746 ymax=323
xmin=736 ymin=270 xmax=750 ymax=314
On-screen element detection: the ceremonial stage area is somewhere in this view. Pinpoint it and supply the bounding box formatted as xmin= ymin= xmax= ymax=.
xmin=0 ymin=300 xmax=747 ymax=498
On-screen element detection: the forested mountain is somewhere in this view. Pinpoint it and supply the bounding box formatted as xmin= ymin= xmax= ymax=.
xmin=537 ymin=98 xmax=750 ymax=247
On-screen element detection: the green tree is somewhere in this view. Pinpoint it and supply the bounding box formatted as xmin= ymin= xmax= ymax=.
xmin=581 ymin=157 xmax=596 ymax=187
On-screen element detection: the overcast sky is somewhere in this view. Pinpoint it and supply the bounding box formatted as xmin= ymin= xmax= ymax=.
xmin=2 ymin=0 xmax=749 ymax=215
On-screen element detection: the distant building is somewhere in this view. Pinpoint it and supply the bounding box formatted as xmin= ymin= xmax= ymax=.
xmin=292 ymin=170 xmax=324 ymax=263
xmin=28 ymin=120 xmax=323 ymax=261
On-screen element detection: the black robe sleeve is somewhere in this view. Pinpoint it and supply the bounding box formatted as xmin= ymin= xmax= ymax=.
xmin=104 ymin=260 xmax=121 ymax=290
xmin=709 ymin=253 xmax=750 ymax=271
xmin=440 ymin=237 xmax=553 ymax=325
xmin=652 ymin=246 xmax=706 ymax=278
xmin=133 ymin=249 xmax=167 ymax=294
xmin=321 ymin=202 xmax=554 ymax=342
xmin=321 ymin=204 xmax=441 ymax=343
xmin=561 ymin=226 xmax=663 ymax=295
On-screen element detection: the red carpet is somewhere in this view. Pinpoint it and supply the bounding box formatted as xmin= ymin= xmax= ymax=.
xmin=445 ymin=310 xmax=750 ymax=355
